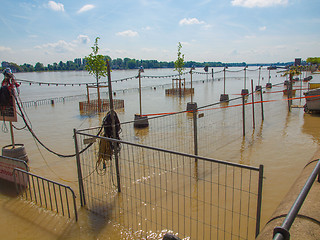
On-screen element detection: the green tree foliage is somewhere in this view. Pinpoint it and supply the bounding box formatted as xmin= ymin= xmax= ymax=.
xmin=21 ymin=63 xmax=34 ymax=72
xmin=84 ymin=37 xmax=108 ymax=82
xmin=174 ymin=42 xmax=185 ymax=79
xmin=306 ymin=57 xmax=320 ymax=65
xmin=127 ymin=59 xmax=137 ymax=69
xmin=2 ymin=54 xmax=304 ymax=74
xmin=35 ymin=62 xmax=45 ymax=71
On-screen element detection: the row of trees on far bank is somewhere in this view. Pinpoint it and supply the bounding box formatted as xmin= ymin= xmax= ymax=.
xmin=1 ymin=57 xmax=298 ymax=74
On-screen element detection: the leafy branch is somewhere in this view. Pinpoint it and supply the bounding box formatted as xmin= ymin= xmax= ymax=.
xmin=174 ymin=42 xmax=185 ymax=79
xmin=85 ymin=37 xmax=108 ymax=83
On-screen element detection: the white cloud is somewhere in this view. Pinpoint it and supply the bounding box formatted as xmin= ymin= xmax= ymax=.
xmin=259 ymin=26 xmax=267 ymax=31
xmin=116 ymin=30 xmax=139 ymax=37
xmin=35 ymin=36 xmax=90 ymax=54
xmin=77 ymin=4 xmax=95 ymax=14
xmin=35 ymin=40 xmax=76 ymax=53
xmin=179 ymin=18 xmax=205 ymax=26
xmin=180 ymin=41 xmax=191 ymax=46
xmin=231 ymin=0 xmax=288 ymax=8
xmin=76 ymin=35 xmax=90 ymax=44
xmin=202 ymin=24 xmax=212 ymax=30
xmin=48 ymin=1 xmax=64 ymax=12
xmin=142 ymin=26 xmax=152 ymax=31
xmin=142 ymin=48 xmax=157 ymax=52
xmin=245 ymin=35 xmax=256 ymax=39
xmin=0 ymin=46 xmax=12 ymax=51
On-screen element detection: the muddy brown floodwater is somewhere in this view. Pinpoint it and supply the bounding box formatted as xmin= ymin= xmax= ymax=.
xmin=0 ymin=68 xmax=319 ymax=239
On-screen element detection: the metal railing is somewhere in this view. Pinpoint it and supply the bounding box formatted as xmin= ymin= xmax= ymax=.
xmin=13 ymin=168 xmax=78 ymax=221
xmin=118 ymin=91 xmax=264 ymax=159
xmin=273 ymin=159 xmax=320 ymax=240
xmin=74 ymin=130 xmax=264 ymax=239
xmin=19 ymin=74 xmax=212 ymax=108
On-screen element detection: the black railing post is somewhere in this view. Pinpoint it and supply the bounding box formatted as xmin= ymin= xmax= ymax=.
xmin=193 ymin=108 xmax=198 ymax=161
xmin=256 ymin=164 xmax=264 ymax=237
xmin=242 ymin=95 xmax=246 ymax=136
xmin=260 ymin=88 xmax=264 ymax=121
xmin=73 ymin=128 xmax=86 ymax=206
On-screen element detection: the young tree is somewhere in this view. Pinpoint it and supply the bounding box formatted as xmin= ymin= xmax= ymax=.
xmin=85 ymin=37 xmax=108 ymax=85
xmin=174 ymin=42 xmax=185 ymax=79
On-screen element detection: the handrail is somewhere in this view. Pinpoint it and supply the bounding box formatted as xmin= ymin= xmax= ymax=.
xmin=273 ymin=159 xmax=320 ymax=240
xmin=13 ymin=168 xmax=78 ymax=221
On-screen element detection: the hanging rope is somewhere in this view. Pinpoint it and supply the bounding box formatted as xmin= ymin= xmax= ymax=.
xmin=14 ymin=93 xmax=100 ymax=158
xmin=16 ymin=75 xmax=137 ymax=86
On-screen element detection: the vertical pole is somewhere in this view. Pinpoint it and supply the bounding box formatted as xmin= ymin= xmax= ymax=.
xmin=138 ymin=70 xmax=142 ymax=116
xmin=318 ymin=159 xmax=320 ymax=183
xmin=86 ymin=84 xmax=90 ymax=103
xmin=10 ymin=121 xmax=15 ymax=148
xmin=288 ymin=73 xmax=293 ymax=112
xmin=258 ymin=67 xmax=261 ymax=86
xmin=260 ymin=89 xmax=264 ymax=121
xmin=255 ymin=164 xmax=264 ymax=237
xmin=73 ymin=129 xmax=86 ymax=206
xmin=244 ymin=67 xmax=247 ymax=89
xmin=193 ymin=108 xmax=198 ymax=161
xmin=106 ymin=60 xmax=121 ymax=193
xmin=251 ymin=79 xmax=255 ymax=129
xmin=223 ymin=68 xmax=226 ymax=95
xmin=212 ymin=68 xmax=214 ymax=80
xmin=190 ymin=69 xmax=193 ymax=103
xmin=96 ymin=76 xmax=101 ymax=112
xmin=242 ymin=95 xmax=246 ymax=137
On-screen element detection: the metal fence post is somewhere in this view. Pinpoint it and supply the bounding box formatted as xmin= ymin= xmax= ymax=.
xmin=260 ymin=88 xmax=264 ymax=121
xmin=251 ymin=79 xmax=255 ymax=129
xmin=106 ymin=60 xmax=121 ymax=193
xmin=318 ymin=162 xmax=320 ymax=183
xmin=193 ymin=108 xmax=198 ymax=161
xmin=73 ymin=128 xmax=86 ymax=206
xmin=242 ymin=95 xmax=246 ymax=137
xmin=256 ymin=164 xmax=264 ymax=237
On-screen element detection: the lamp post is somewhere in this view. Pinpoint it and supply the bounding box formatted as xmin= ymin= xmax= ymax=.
xmin=134 ymin=66 xmax=149 ymax=128
xmin=256 ymin=66 xmax=262 ymax=92
xmin=220 ymin=66 xmax=229 ymax=102
xmin=186 ymin=65 xmax=197 ymax=111
xmin=241 ymin=66 xmax=249 ymax=95
xmin=266 ymin=66 xmax=272 ymax=88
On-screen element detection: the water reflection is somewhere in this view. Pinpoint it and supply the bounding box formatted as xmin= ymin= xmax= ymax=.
xmin=134 ymin=127 xmax=150 ymax=144
xmin=302 ymin=113 xmax=320 ymax=144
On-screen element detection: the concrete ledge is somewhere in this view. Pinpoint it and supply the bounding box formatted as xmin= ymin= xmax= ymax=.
xmin=257 ymin=149 xmax=320 ymax=240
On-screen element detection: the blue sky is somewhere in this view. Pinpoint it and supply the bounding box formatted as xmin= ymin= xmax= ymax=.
xmin=0 ymin=0 xmax=319 ymax=65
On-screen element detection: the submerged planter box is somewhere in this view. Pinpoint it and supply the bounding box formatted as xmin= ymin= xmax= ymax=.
xmin=165 ymin=88 xmax=194 ymax=96
xmin=79 ymin=99 xmax=124 ymax=114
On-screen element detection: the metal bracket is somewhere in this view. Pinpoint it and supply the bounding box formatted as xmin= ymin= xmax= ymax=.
xmin=273 ymin=226 xmax=290 ymax=240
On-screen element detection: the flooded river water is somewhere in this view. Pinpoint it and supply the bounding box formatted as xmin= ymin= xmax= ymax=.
xmin=0 ymin=68 xmax=319 ymax=239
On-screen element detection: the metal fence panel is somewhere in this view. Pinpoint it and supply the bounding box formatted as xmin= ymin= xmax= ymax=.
xmin=75 ymin=131 xmax=262 ymax=239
